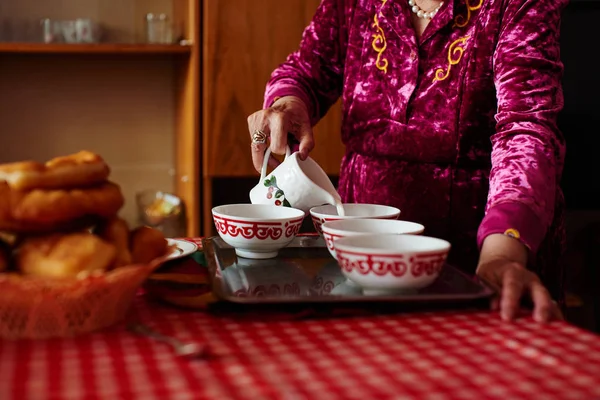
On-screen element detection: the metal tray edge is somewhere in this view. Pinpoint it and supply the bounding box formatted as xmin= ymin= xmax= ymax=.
xmin=202 ymin=236 xmax=496 ymax=305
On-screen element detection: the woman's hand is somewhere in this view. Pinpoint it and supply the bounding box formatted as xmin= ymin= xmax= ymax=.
xmin=476 ymin=233 xmax=563 ymax=322
xmin=246 ymin=96 xmax=315 ymax=172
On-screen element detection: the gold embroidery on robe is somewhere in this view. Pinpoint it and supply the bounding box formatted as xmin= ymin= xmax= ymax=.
xmin=371 ymin=0 xmax=389 ymax=73
xmin=433 ymin=36 xmax=470 ymax=83
xmin=453 ymin=0 xmax=484 ymax=28
xmin=432 ymin=1 xmax=483 ymax=83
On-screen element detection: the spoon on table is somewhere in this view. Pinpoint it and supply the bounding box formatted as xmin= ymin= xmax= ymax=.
xmin=128 ymin=323 xmax=206 ymax=359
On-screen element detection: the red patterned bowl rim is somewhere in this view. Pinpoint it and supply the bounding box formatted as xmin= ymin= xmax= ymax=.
xmin=214 ymin=214 xmax=304 ymax=226
xmin=322 ymin=231 xmax=344 ymax=239
xmin=335 ymin=247 xmax=448 ymax=259
xmin=212 ymin=203 xmax=305 ymax=223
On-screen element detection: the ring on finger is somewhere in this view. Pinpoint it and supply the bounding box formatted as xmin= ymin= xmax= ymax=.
xmin=251 ymin=130 xmax=268 ymax=145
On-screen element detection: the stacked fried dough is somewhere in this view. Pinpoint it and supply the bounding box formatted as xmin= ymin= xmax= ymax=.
xmin=0 ymin=151 xmax=169 ymax=279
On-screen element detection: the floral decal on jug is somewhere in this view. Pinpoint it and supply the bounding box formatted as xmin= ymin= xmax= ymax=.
xmin=264 ymin=176 xmax=291 ymax=207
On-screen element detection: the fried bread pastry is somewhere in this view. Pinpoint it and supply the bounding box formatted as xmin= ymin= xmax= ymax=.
xmin=0 ymin=182 xmax=124 ymax=232
xmin=94 ymin=217 xmax=132 ymax=268
xmin=130 ymin=226 xmax=168 ymax=264
xmin=0 ymin=151 xmax=110 ymax=191
xmin=17 ymin=233 xmax=116 ymax=278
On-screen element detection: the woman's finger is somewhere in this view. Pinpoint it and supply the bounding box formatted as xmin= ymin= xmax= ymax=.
xmin=529 ymin=279 xmax=554 ymax=322
xmin=475 ymin=267 xmax=501 ymax=311
xmin=500 ymin=266 xmax=526 ymax=321
xmin=268 ymin=110 xmax=288 ymax=155
xmin=296 ymin=122 xmax=315 ymax=161
xmin=248 ymin=112 xmax=271 ymax=172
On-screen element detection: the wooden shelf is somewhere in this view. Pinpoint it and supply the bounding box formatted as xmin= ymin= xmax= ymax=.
xmin=0 ymin=43 xmax=192 ymax=55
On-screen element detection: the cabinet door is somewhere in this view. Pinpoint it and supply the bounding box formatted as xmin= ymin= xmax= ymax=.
xmin=203 ymin=0 xmax=345 ymax=178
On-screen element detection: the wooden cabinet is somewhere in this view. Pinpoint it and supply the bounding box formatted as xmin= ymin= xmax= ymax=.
xmin=201 ymin=0 xmax=345 ymax=234
xmin=0 ymin=0 xmax=200 ymax=236
xmin=0 ymin=0 xmax=344 ymax=237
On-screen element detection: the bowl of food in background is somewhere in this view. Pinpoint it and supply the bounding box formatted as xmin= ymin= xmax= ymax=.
xmin=0 ymin=151 xmax=175 ymax=339
xmin=322 ymin=218 xmax=425 ymax=260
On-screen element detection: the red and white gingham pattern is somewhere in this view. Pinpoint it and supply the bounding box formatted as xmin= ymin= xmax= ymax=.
xmin=1 ymin=296 xmax=600 ymax=400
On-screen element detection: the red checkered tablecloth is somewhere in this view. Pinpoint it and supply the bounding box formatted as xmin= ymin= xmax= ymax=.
xmin=1 ymin=295 xmax=600 ymax=400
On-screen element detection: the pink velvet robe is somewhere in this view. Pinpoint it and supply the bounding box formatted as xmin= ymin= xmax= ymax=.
xmin=263 ymin=0 xmax=567 ymax=300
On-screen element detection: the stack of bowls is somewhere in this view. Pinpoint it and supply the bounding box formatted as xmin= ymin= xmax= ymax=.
xmin=321 ymin=219 xmax=424 ymax=260
xmin=311 ymin=204 xmax=450 ymax=293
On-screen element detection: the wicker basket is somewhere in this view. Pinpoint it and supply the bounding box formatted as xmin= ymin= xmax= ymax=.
xmin=0 ymin=260 xmax=164 ymax=339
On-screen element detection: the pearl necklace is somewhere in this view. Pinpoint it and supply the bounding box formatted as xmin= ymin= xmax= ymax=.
xmin=408 ymin=0 xmax=443 ymax=19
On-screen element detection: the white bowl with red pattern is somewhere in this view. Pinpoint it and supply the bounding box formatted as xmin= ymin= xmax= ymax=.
xmin=333 ymin=234 xmax=451 ymax=293
xmin=212 ymin=204 xmax=305 ymax=259
xmin=309 ymin=203 xmax=400 ymax=235
xmin=322 ymin=219 xmax=425 ymax=260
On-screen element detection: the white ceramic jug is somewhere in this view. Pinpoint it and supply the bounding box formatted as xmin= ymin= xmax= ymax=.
xmin=249 ymin=147 xmax=342 ymax=213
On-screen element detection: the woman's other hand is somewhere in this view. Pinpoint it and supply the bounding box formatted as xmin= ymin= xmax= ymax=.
xmin=476 ymin=233 xmax=563 ymax=322
xmin=247 ymin=96 xmax=315 ymax=172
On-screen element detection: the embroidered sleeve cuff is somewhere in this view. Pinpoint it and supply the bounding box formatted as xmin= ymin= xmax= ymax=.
xmin=477 ymin=202 xmax=546 ymax=255
xmin=263 ymin=82 xmax=317 ymax=125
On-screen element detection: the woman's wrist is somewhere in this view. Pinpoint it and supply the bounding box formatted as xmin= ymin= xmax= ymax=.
xmin=479 ymin=233 xmax=528 ymax=266
xmin=264 ymin=84 xmax=315 ymax=122
xmin=477 ymin=202 xmax=546 ymax=255
xmin=271 ymin=96 xmax=308 ymax=111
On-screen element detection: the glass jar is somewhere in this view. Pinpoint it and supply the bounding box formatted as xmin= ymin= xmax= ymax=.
xmin=145 ymin=13 xmax=172 ymax=44
xmin=136 ymin=190 xmax=186 ymax=238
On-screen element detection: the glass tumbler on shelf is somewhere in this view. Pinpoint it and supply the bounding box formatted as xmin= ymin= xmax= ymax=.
xmin=136 ymin=190 xmax=186 ymax=238
xmin=145 ymin=13 xmax=172 ymax=44
xmin=41 ymin=19 xmax=63 ymax=43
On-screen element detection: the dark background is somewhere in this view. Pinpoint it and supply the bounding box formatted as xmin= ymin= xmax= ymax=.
xmin=559 ymin=0 xmax=600 ymax=331
xmin=560 ymin=0 xmax=600 ymax=208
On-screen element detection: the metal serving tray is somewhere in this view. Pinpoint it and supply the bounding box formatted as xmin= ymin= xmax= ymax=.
xmin=203 ymin=236 xmax=495 ymax=307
